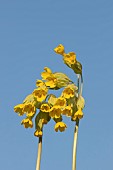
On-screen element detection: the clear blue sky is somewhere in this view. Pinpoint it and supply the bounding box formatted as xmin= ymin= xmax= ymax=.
xmin=0 ymin=0 xmax=113 ymax=170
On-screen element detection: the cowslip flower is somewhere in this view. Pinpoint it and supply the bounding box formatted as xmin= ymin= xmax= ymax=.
xmin=34 ymin=129 xmax=43 ymax=137
xmin=14 ymin=104 xmax=25 ymax=116
xmin=54 ymin=44 xmax=65 ymax=55
xmin=21 ymin=118 xmax=33 ymax=128
xmin=54 ymin=97 xmax=66 ymax=108
xmin=72 ymin=109 xmax=84 ymax=121
xmin=36 ymin=80 xmax=45 ymax=87
xmin=32 ymin=86 xmax=48 ymax=102
xmin=54 ymin=122 xmax=67 ymax=132
xmin=49 ymin=105 xmax=62 ymax=118
xmin=40 ymin=103 xmax=50 ymax=112
xmin=62 ymin=105 xmax=72 ymax=117
xmin=23 ymin=103 xmax=36 ymax=117
xmin=62 ymin=86 xmax=75 ymax=99
xmin=63 ymin=52 xmax=76 ymax=67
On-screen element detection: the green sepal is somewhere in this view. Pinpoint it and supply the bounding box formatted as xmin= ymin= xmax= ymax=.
xmin=35 ymin=111 xmax=51 ymax=130
xmin=54 ymin=72 xmax=73 ymax=88
xmin=72 ymin=61 xmax=82 ymax=75
xmin=48 ymin=94 xmax=57 ymax=106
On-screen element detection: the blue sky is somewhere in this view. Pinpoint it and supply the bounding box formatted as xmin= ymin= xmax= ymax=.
xmin=0 ymin=0 xmax=113 ymax=170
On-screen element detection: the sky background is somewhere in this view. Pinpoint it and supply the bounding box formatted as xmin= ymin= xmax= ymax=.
xmin=0 ymin=0 xmax=113 ymax=170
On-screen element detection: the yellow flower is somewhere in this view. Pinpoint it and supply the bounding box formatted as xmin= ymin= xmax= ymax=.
xmin=41 ymin=67 xmax=57 ymax=88
xmin=21 ymin=118 xmax=33 ymax=128
xmin=62 ymin=105 xmax=72 ymax=117
xmin=33 ymin=86 xmax=48 ymax=102
xmin=23 ymin=103 xmax=36 ymax=117
xmin=41 ymin=67 xmax=53 ymax=80
xmin=63 ymin=52 xmax=76 ymax=67
xmin=62 ymin=86 xmax=75 ymax=99
xmin=49 ymin=106 xmax=62 ymax=118
xmin=36 ymin=80 xmax=45 ymax=87
xmin=34 ymin=130 xmax=43 ymax=137
xmin=40 ymin=103 xmax=50 ymax=112
xmin=54 ymin=122 xmax=67 ymax=132
xmin=54 ymin=97 xmax=66 ymax=108
xmin=45 ymin=77 xmax=57 ymax=88
xmin=54 ymin=44 xmax=65 ymax=55
xmin=14 ymin=104 xmax=25 ymax=116
xmin=73 ymin=109 xmax=84 ymax=120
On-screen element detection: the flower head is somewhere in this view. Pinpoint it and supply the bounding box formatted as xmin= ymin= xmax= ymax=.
xmin=21 ymin=118 xmax=33 ymax=128
xmin=63 ymin=52 xmax=76 ymax=67
xmin=72 ymin=109 xmax=84 ymax=121
xmin=62 ymin=105 xmax=72 ymax=117
xmin=36 ymin=80 xmax=45 ymax=87
xmin=33 ymin=86 xmax=48 ymax=102
xmin=34 ymin=129 xmax=43 ymax=137
xmin=62 ymin=86 xmax=75 ymax=99
xmin=49 ymin=105 xmax=62 ymax=118
xmin=54 ymin=97 xmax=66 ymax=108
xmin=54 ymin=122 xmax=67 ymax=132
xmin=14 ymin=104 xmax=25 ymax=116
xmin=40 ymin=103 xmax=50 ymax=112
xmin=54 ymin=44 xmax=65 ymax=55
xmin=23 ymin=103 xmax=36 ymax=117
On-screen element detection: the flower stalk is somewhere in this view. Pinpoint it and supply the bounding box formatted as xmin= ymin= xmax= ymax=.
xmin=36 ymin=137 xmax=42 ymax=170
xmin=72 ymin=119 xmax=79 ymax=170
xmin=72 ymin=74 xmax=83 ymax=170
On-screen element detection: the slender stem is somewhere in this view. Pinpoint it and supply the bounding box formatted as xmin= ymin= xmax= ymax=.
xmin=72 ymin=74 xmax=83 ymax=170
xmin=36 ymin=137 xmax=42 ymax=170
xmin=72 ymin=119 xmax=79 ymax=170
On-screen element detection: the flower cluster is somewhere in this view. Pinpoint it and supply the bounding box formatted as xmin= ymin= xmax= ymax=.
xmin=14 ymin=44 xmax=85 ymax=137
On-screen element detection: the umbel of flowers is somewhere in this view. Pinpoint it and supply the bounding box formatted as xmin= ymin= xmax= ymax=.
xmin=14 ymin=44 xmax=85 ymax=138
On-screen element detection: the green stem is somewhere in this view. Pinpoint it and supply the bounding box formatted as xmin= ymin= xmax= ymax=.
xmin=72 ymin=119 xmax=79 ymax=170
xmin=36 ymin=137 xmax=42 ymax=170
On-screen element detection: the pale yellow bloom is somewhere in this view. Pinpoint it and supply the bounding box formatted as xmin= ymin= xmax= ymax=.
xmin=34 ymin=130 xmax=43 ymax=137
xmin=21 ymin=118 xmax=33 ymax=128
xmin=33 ymin=86 xmax=48 ymax=102
xmin=40 ymin=103 xmax=50 ymax=112
xmin=36 ymin=80 xmax=45 ymax=87
xmin=41 ymin=67 xmax=57 ymax=88
xmin=54 ymin=122 xmax=67 ymax=132
xmin=49 ymin=105 xmax=62 ymax=118
xmin=14 ymin=104 xmax=25 ymax=116
xmin=23 ymin=103 xmax=36 ymax=117
xmin=62 ymin=86 xmax=75 ymax=99
xmin=41 ymin=67 xmax=53 ymax=80
xmin=63 ymin=52 xmax=76 ymax=67
xmin=54 ymin=97 xmax=66 ymax=108
xmin=73 ymin=109 xmax=84 ymax=120
xmin=62 ymin=105 xmax=72 ymax=117
xmin=54 ymin=44 xmax=65 ymax=55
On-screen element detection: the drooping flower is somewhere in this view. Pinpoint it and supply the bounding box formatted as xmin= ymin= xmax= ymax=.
xmin=14 ymin=104 xmax=25 ymax=116
xmin=21 ymin=118 xmax=33 ymax=128
xmin=54 ymin=122 xmax=67 ymax=132
xmin=34 ymin=129 xmax=43 ymax=137
xmin=49 ymin=105 xmax=62 ymax=118
xmin=32 ymin=86 xmax=48 ymax=102
xmin=72 ymin=109 xmax=84 ymax=121
xmin=54 ymin=97 xmax=66 ymax=108
xmin=23 ymin=103 xmax=36 ymax=117
xmin=62 ymin=86 xmax=75 ymax=99
xmin=36 ymin=80 xmax=45 ymax=87
xmin=62 ymin=105 xmax=72 ymax=117
xmin=40 ymin=103 xmax=50 ymax=112
xmin=41 ymin=67 xmax=57 ymax=88
xmin=63 ymin=52 xmax=76 ymax=67
xmin=54 ymin=44 xmax=65 ymax=55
